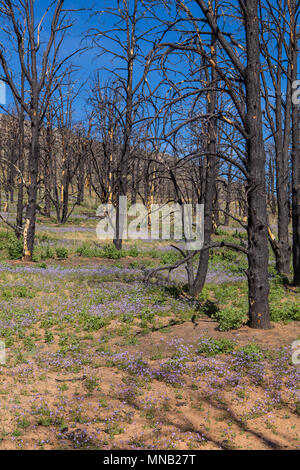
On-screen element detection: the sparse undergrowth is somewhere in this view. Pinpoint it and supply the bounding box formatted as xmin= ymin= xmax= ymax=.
xmin=0 ymin=218 xmax=299 ymax=450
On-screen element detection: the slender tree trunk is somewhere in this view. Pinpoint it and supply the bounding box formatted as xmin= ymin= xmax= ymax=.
xmin=23 ymin=119 xmax=39 ymax=261
xmin=190 ymin=30 xmax=217 ymax=297
xmin=273 ymin=32 xmax=292 ymax=274
xmin=61 ymin=182 xmax=70 ymax=224
xmin=16 ymin=77 xmax=25 ymax=237
xmin=224 ymin=164 xmax=232 ymax=225
xmin=76 ymin=157 xmax=85 ymax=205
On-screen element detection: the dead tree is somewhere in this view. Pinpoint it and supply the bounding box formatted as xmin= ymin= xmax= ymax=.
xmin=0 ymin=0 xmax=82 ymax=259
xmin=290 ymin=0 xmax=300 ymax=286
xmin=89 ymin=0 xmax=159 ymax=249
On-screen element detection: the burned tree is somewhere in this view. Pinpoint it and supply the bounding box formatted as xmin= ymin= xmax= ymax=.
xmin=0 ymin=0 xmax=81 ymax=259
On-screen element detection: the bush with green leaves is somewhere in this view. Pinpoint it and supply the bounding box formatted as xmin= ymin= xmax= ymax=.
xmin=209 ymin=248 xmax=247 ymax=274
xmin=83 ymin=316 xmax=108 ymax=331
xmin=145 ymin=248 xmax=160 ymax=258
xmin=212 ymin=306 xmax=248 ymax=331
xmin=139 ymin=307 xmax=155 ymax=323
xmin=214 ymin=228 xmax=228 ymax=236
xmin=37 ymin=262 xmax=47 ymax=269
xmin=198 ymin=337 xmax=236 ymax=356
xmin=44 ymin=330 xmax=54 ymax=344
xmin=44 ymin=246 xmax=55 ymax=259
xmin=33 ymin=245 xmax=55 ymax=262
xmin=159 ymin=250 xmax=180 ymax=265
xmin=1 ymin=285 xmax=35 ymax=300
xmin=269 ymin=281 xmax=300 ymax=322
xmin=76 ymin=243 xmax=102 ymax=258
xmin=232 ymin=229 xmax=247 ymax=240
xmin=32 ymin=251 xmax=41 ymax=263
xmin=128 ymin=245 xmax=139 ymax=257
xmin=7 ymin=234 xmax=23 ymax=260
xmin=129 ymin=259 xmax=155 ymax=269
xmin=55 ymin=246 xmax=69 ymax=259
xmin=76 ymin=242 xmax=125 ymax=259
xmin=101 ymin=243 xmax=126 ymax=259
xmin=210 ymin=282 xmax=248 ymax=305
xmin=270 ymin=302 xmax=300 ymax=323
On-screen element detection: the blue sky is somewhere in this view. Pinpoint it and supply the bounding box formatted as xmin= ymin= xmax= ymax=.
xmin=1 ymin=0 xmax=299 ymax=138
xmin=0 ymin=0 xmax=122 ymax=119
xmin=1 ymin=0 xmax=170 ymax=123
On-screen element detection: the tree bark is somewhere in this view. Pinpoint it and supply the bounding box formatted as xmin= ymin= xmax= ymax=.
xmin=23 ymin=118 xmax=39 ymax=261
xmin=244 ymin=0 xmax=271 ymax=328
xmin=291 ymin=0 xmax=300 ymax=286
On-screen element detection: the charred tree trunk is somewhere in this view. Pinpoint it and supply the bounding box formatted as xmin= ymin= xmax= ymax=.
xmin=244 ymin=1 xmax=270 ymax=329
xmin=291 ymin=2 xmax=300 ymax=286
xmin=224 ymin=164 xmax=232 ymax=225
xmin=274 ymin=32 xmax=291 ymax=274
xmin=292 ymin=105 xmax=300 ymax=286
xmin=76 ymin=158 xmax=85 ymax=205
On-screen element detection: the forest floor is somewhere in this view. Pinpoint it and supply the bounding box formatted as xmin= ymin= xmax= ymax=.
xmin=0 ymin=205 xmax=299 ymax=450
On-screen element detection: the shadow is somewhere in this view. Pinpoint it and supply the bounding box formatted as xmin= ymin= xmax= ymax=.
xmin=196 ymin=299 xmax=219 ymax=317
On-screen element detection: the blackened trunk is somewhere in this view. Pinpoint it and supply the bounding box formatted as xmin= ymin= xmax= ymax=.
xmin=291 ymin=14 xmax=300 ymax=285
xmin=44 ymin=156 xmax=52 ymax=218
xmin=224 ymin=164 xmax=232 ymax=226
xmin=292 ymin=107 xmax=300 ymax=286
xmin=76 ymin=158 xmax=85 ymax=205
xmin=274 ymin=36 xmax=291 ymax=274
xmin=245 ymin=0 xmax=270 ymax=329
xmin=61 ymin=184 xmax=69 ymax=224
xmin=113 ymin=190 xmax=127 ymax=250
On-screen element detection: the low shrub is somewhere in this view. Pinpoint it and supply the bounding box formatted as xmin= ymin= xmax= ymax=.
xmin=101 ymin=243 xmax=125 ymax=259
xmin=33 ymin=245 xmax=55 ymax=262
xmin=37 ymin=262 xmax=47 ymax=269
xmin=128 ymin=245 xmax=139 ymax=257
xmin=212 ymin=306 xmax=248 ymax=331
xmin=129 ymin=259 xmax=155 ymax=269
xmin=76 ymin=243 xmax=102 ymax=258
xmin=159 ymin=250 xmax=180 ymax=265
xmin=270 ymin=302 xmax=300 ymax=323
xmin=7 ymin=234 xmax=23 ymax=260
xmin=269 ymin=281 xmax=300 ymax=322
xmin=55 ymin=246 xmax=68 ymax=259
xmin=146 ymin=248 xmax=160 ymax=258
xmin=0 ymin=286 xmax=34 ymax=300
xmin=83 ymin=316 xmax=108 ymax=331
xmin=198 ymin=337 xmax=236 ymax=356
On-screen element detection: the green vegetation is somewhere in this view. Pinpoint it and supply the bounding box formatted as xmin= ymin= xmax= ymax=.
xmin=198 ymin=338 xmax=236 ymax=356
